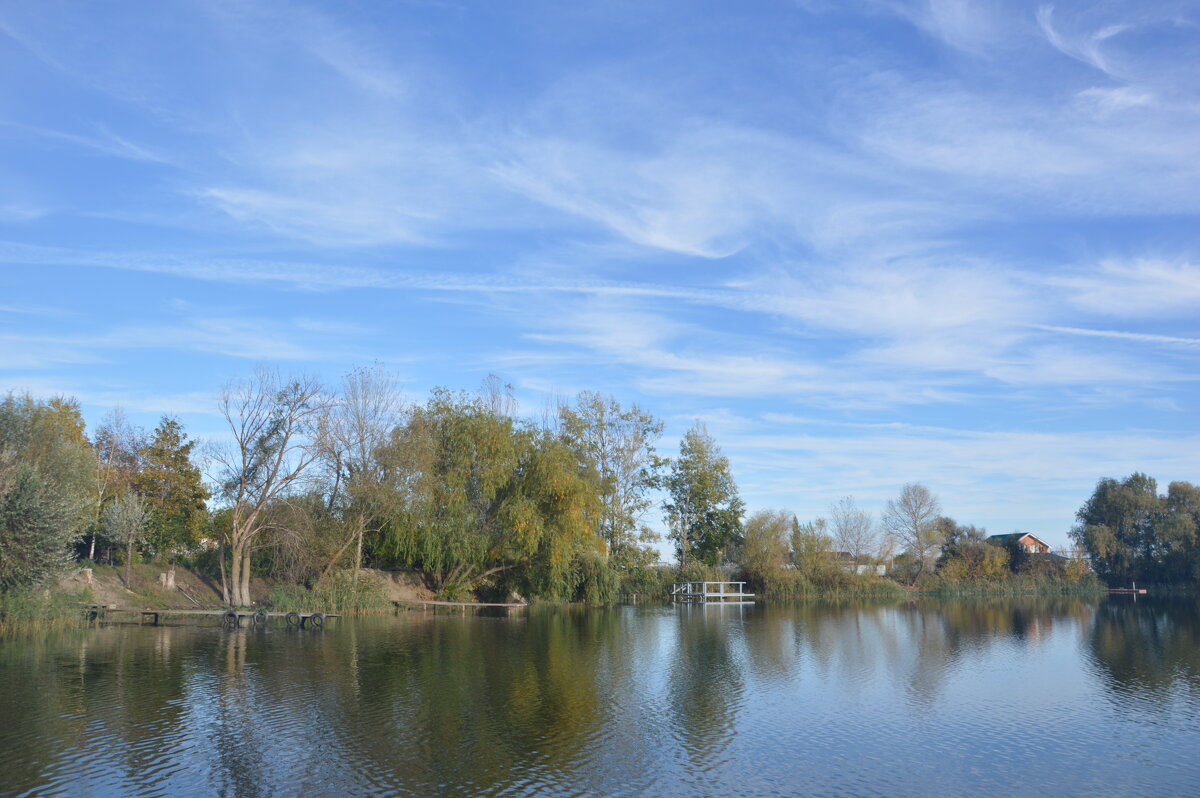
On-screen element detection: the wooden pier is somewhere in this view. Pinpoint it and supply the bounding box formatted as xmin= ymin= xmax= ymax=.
xmin=671 ymin=582 xmax=755 ymax=603
xmin=394 ymin=599 xmax=528 ymax=615
xmin=81 ymin=604 xmax=339 ymax=628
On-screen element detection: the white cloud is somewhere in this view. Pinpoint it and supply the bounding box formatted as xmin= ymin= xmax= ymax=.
xmin=1049 ymin=259 xmax=1200 ymax=317
xmin=1036 ymin=5 xmax=1128 ymax=76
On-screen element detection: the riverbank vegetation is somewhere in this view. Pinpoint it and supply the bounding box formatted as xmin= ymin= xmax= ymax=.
xmin=1 ymin=368 xmax=1195 ymax=628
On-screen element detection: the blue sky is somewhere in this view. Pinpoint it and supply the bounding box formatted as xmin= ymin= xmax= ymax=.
xmin=1 ymin=0 xmax=1197 ymax=547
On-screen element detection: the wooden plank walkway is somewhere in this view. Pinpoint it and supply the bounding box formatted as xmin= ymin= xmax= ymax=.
xmin=80 ymin=604 xmax=340 ymax=628
xmin=394 ymin=599 xmax=528 ymax=615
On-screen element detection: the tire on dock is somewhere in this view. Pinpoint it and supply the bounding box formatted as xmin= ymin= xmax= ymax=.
xmin=252 ymin=609 xmax=268 ymax=626
xmin=222 ymin=609 xmax=239 ymax=628
xmin=308 ymin=612 xmax=325 ymax=629
xmin=285 ymin=611 xmax=300 ymax=628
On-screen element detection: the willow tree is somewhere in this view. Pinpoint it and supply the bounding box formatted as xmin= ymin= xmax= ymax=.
xmin=213 ymin=369 xmax=326 ymax=606
xmin=382 ymin=388 xmax=600 ymax=599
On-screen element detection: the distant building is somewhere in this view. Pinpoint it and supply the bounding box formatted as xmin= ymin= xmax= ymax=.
xmin=831 ymin=551 xmax=885 ymax=576
xmin=986 ymin=532 xmax=1052 ymax=555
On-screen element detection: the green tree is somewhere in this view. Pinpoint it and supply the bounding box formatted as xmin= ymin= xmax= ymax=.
xmin=0 ymin=393 xmax=94 ymax=534
xmin=1070 ymin=473 xmax=1162 ymax=584
xmin=790 ymin=516 xmax=833 ymax=580
xmin=382 ymin=388 xmax=602 ymax=599
xmin=557 ymin=391 xmax=664 ymax=565
xmin=934 ymin=517 xmax=1009 ymax=582
xmin=1157 ymin=481 xmax=1200 ymax=582
xmin=134 ymin=416 xmax=209 ymax=557
xmin=740 ymin=509 xmax=792 ymax=585
xmin=0 ymin=453 xmax=86 ymax=591
xmin=103 ymin=490 xmax=148 ymax=588
xmin=0 ymin=393 xmax=94 ymax=588
xmin=664 ymin=423 xmax=744 ymax=566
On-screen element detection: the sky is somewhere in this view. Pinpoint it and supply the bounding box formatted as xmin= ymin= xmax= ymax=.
xmin=1 ymin=0 xmax=1197 ymax=548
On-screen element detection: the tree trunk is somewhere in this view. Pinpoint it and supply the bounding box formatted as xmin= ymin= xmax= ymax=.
xmin=229 ymin=539 xmax=242 ymax=606
xmin=353 ymin=516 xmax=365 ymax=589
xmin=218 ymin=541 xmax=230 ymax=605
xmin=125 ymin=538 xmax=133 ymax=588
xmin=239 ymin=549 xmax=252 ymax=607
xmin=88 ymin=534 xmax=96 ymax=562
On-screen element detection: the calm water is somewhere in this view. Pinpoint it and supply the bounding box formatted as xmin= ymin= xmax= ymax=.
xmin=3 ymin=597 xmax=1200 ymax=797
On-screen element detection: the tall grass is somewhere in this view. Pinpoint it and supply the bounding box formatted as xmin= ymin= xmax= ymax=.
xmin=0 ymin=587 xmax=92 ymax=636
xmin=754 ymin=569 xmax=908 ymax=600
xmin=268 ymin=570 xmax=394 ymax=616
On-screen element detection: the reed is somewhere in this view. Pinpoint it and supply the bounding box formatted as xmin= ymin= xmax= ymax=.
xmin=0 ymin=587 xmax=92 ymax=636
xmin=920 ymin=572 xmax=1107 ymax=596
xmin=268 ymin=570 xmax=394 ymax=616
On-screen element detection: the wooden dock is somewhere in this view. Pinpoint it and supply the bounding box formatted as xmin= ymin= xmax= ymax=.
xmin=671 ymin=581 xmax=755 ymax=603
xmin=81 ymin=604 xmax=339 ymax=628
xmin=1108 ymin=588 xmax=1148 ymax=595
xmin=394 ymin=599 xmax=528 ymax=615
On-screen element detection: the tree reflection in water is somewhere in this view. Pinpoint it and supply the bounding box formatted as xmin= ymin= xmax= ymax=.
xmin=3 ymin=598 xmax=1200 ymax=796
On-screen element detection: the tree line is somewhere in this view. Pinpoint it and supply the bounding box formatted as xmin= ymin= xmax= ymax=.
xmin=0 ymin=367 xmax=745 ymax=604
xmin=1 ymin=367 xmax=1195 ymax=605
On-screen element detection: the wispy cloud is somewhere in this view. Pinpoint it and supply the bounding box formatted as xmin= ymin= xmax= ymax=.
xmin=0 ymin=121 xmax=169 ymax=164
xmin=1036 ymin=325 xmax=1200 ymax=349
xmin=1037 ymin=5 xmax=1128 ymax=75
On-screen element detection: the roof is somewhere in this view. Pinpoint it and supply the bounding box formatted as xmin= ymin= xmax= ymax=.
xmin=986 ymin=532 xmax=1052 ymax=548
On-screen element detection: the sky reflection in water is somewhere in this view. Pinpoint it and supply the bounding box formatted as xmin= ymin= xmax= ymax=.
xmin=2 ymin=597 xmax=1199 ymax=797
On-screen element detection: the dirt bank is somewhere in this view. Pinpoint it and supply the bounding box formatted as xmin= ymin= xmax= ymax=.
xmin=57 ymin=565 xmax=434 ymax=608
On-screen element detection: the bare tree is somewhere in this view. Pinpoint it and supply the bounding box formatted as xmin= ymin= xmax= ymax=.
xmin=90 ymin=408 xmax=145 ymax=561
xmin=881 ymin=482 xmax=943 ymax=580
xmin=318 ymin=364 xmax=406 ymax=586
xmin=103 ymin=490 xmax=147 ymax=588
xmin=212 ymin=368 xmax=327 ymax=606
xmin=829 ymin=495 xmax=876 ymax=566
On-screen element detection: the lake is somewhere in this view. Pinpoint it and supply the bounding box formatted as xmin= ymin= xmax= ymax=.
xmin=2 ymin=597 xmax=1199 ymax=797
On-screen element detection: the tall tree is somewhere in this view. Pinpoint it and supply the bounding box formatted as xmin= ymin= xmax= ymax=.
xmin=881 ymin=482 xmax=943 ymax=580
xmin=103 ymin=490 xmax=148 ymax=588
xmin=740 ymin=509 xmax=792 ymax=578
xmin=1070 ymin=473 xmax=1163 ymax=584
xmin=381 ymin=388 xmax=600 ymax=599
xmin=790 ymin=517 xmax=833 ymax=580
xmin=318 ymin=365 xmax=405 ymax=585
xmin=134 ymin=416 xmax=209 ymax=557
xmin=212 ymin=368 xmax=327 ymax=606
xmin=0 ymin=393 xmax=94 ymax=587
xmin=0 ymin=452 xmax=87 ymax=591
xmin=557 ymin=391 xmax=664 ymax=564
xmin=664 ymin=423 xmax=744 ymax=566
xmin=90 ymin=409 xmax=145 ymax=561
xmin=829 ymin=496 xmax=876 ymax=566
